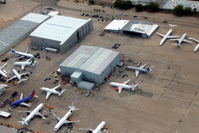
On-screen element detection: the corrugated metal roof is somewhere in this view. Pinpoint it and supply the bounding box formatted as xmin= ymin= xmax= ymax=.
xmin=0 ymin=13 xmax=49 ymax=56
xmin=30 ymin=15 xmax=91 ymax=45
xmin=60 ymin=45 xmax=120 ymax=75
xmin=104 ymin=20 xmax=129 ymax=31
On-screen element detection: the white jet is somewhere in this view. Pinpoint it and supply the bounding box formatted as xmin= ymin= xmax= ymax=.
xmin=18 ymin=103 xmax=46 ymax=125
xmin=79 ymin=121 xmax=107 ymax=133
xmin=157 ymin=24 xmax=179 ymax=46
xmin=109 ymin=79 xmax=138 ymax=94
xmin=170 ymin=33 xmax=192 ymax=46
xmin=53 ymin=104 xmax=80 ymax=131
xmin=14 ymin=58 xmax=35 ymax=70
xmin=7 ymin=69 xmax=30 ymax=83
xmin=10 ymin=48 xmax=34 ymax=59
xmin=40 ymin=84 xmax=65 ymax=100
xmin=189 ymin=38 xmax=199 ymax=52
xmin=125 ymin=64 xmax=152 ymax=77
xmin=0 ymin=63 xmax=7 ymax=78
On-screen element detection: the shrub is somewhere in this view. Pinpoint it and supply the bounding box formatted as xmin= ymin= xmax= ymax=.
xmin=147 ymin=2 xmax=159 ymax=12
xmin=114 ymin=0 xmax=133 ymax=9
xmin=88 ymin=0 xmax=95 ymax=5
xmin=135 ymin=4 xmax=144 ymax=12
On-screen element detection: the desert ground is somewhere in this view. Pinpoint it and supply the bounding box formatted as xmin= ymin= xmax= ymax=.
xmin=0 ymin=0 xmax=199 ymax=133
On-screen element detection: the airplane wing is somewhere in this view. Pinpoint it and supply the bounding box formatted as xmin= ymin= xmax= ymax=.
xmin=139 ymin=64 xmax=146 ymax=69
xmin=183 ymin=39 xmax=192 ymax=44
xmin=52 ymin=84 xmax=61 ymax=90
xmin=63 ymin=120 xmax=80 ymax=124
xmin=123 ymin=79 xmax=130 ymax=85
xmin=118 ymin=87 xmax=123 ymax=94
xmin=135 ymin=70 xmax=139 ymax=77
xmin=169 ymin=38 xmax=180 ymax=41
xmin=167 ymin=36 xmax=180 ymax=39
xmin=46 ymin=92 xmax=52 ymax=100
xmin=189 ymin=38 xmax=199 ymax=43
xmin=156 ymin=32 xmax=164 ymax=37
xmin=7 ymin=75 xmax=17 ymax=82
xmin=52 ymin=111 xmax=61 ymax=122
xmin=20 ymin=102 xmax=31 ymax=107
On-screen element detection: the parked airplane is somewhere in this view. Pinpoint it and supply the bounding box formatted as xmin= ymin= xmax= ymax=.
xmin=79 ymin=121 xmax=107 ymax=133
xmin=14 ymin=58 xmax=35 ymax=70
xmin=157 ymin=24 xmax=179 ymax=46
xmin=53 ymin=104 xmax=79 ymax=131
xmin=18 ymin=103 xmax=46 ymax=125
xmin=125 ymin=64 xmax=152 ymax=77
xmin=109 ymin=79 xmax=138 ymax=94
xmin=7 ymin=69 xmax=30 ymax=83
xmin=189 ymin=38 xmax=199 ymax=52
xmin=0 ymin=63 xmax=7 ymax=78
xmin=40 ymin=84 xmax=65 ymax=100
xmin=170 ymin=33 xmax=192 ymax=46
xmin=10 ymin=48 xmax=34 ymax=59
xmin=9 ymin=90 xmax=36 ymax=109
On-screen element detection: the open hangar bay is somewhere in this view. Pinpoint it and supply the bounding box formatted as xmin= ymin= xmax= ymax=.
xmin=0 ymin=0 xmax=199 ymax=133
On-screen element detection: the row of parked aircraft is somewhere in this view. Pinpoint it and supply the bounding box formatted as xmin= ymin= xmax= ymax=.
xmin=18 ymin=103 xmax=107 ymax=132
xmin=157 ymin=24 xmax=199 ymax=52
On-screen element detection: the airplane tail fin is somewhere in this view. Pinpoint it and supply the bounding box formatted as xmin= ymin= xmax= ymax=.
xmin=31 ymin=90 xmax=36 ymax=98
xmin=58 ymin=89 xmax=65 ymax=96
xmin=132 ymin=83 xmax=139 ymax=91
xmin=18 ymin=120 xmax=28 ymax=125
xmin=18 ymin=78 xmax=28 ymax=84
xmin=69 ymin=103 xmax=79 ymax=111
xmin=168 ymin=24 xmax=177 ymax=28
xmin=172 ymin=43 xmax=182 ymax=47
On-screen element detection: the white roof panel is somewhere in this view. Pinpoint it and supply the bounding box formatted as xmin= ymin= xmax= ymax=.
xmin=104 ymin=20 xmax=129 ymax=31
xmin=30 ymin=15 xmax=91 ymax=45
xmin=21 ymin=13 xmax=49 ymax=24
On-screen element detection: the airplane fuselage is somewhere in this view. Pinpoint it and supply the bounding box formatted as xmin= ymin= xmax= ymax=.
xmin=12 ymin=69 xmax=21 ymax=80
xmin=194 ymin=43 xmax=199 ymax=52
xmin=126 ymin=66 xmax=149 ymax=73
xmin=177 ymin=33 xmax=187 ymax=45
xmin=0 ymin=70 xmax=7 ymax=78
xmin=10 ymin=95 xmax=32 ymax=107
xmin=93 ymin=121 xmax=106 ymax=133
xmin=40 ymin=87 xmax=60 ymax=95
xmin=54 ymin=110 xmax=73 ymax=131
xmin=109 ymin=82 xmax=132 ymax=89
xmin=22 ymin=103 xmax=44 ymax=125
xmin=160 ymin=29 xmax=172 ymax=46
xmin=14 ymin=61 xmax=32 ymax=66
xmin=11 ymin=49 xmax=34 ymax=58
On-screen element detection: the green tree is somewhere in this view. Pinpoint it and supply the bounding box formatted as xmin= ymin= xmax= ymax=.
xmin=114 ymin=0 xmax=132 ymax=9
xmin=135 ymin=4 xmax=144 ymax=12
xmin=147 ymin=2 xmax=159 ymax=12
xmin=184 ymin=7 xmax=193 ymax=16
xmin=174 ymin=5 xmax=184 ymax=16
xmin=88 ymin=0 xmax=95 ymax=5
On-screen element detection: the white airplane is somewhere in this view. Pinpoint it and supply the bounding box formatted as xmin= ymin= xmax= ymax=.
xmin=79 ymin=121 xmax=107 ymax=133
xmin=14 ymin=58 xmax=35 ymax=70
xmin=125 ymin=64 xmax=152 ymax=77
xmin=109 ymin=79 xmax=138 ymax=94
xmin=170 ymin=33 xmax=192 ymax=46
xmin=189 ymin=38 xmax=199 ymax=52
xmin=40 ymin=84 xmax=65 ymax=100
xmin=53 ymin=104 xmax=80 ymax=131
xmin=10 ymin=48 xmax=34 ymax=59
xmin=157 ymin=24 xmax=179 ymax=46
xmin=0 ymin=63 xmax=7 ymax=78
xmin=7 ymin=69 xmax=30 ymax=83
xmin=18 ymin=103 xmax=46 ymax=125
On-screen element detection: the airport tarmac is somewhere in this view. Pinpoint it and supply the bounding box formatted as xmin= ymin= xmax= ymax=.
xmin=0 ymin=0 xmax=199 ymax=133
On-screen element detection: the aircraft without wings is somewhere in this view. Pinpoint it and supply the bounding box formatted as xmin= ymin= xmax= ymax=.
xmin=7 ymin=69 xmax=30 ymax=84
xmin=109 ymin=79 xmax=138 ymax=94
xmin=10 ymin=48 xmax=34 ymax=59
xmin=18 ymin=103 xmax=46 ymax=125
xmin=40 ymin=84 xmax=65 ymax=100
xmin=79 ymin=121 xmax=107 ymax=133
xmin=156 ymin=24 xmax=179 ymax=46
xmin=125 ymin=64 xmax=152 ymax=77
xmin=52 ymin=104 xmax=80 ymax=131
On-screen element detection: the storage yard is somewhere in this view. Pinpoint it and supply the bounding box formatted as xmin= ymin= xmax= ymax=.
xmin=0 ymin=0 xmax=199 ymax=133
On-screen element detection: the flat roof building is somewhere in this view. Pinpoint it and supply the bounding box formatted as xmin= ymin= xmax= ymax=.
xmin=60 ymin=45 xmax=121 ymax=84
xmin=105 ymin=20 xmax=159 ymax=38
xmin=0 ymin=13 xmax=49 ymax=56
xmin=30 ymin=15 xmax=93 ymax=53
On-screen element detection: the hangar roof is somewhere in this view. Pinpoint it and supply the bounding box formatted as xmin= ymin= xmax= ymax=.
xmin=60 ymin=45 xmax=120 ymax=75
xmin=30 ymin=15 xmax=91 ymax=45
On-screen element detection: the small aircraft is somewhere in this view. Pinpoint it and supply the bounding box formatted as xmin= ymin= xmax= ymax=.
xmin=109 ymin=79 xmax=138 ymax=94
xmin=40 ymin=84 xmax=65 ymax=100
xmin=9 ymin=90 xmax=36 ymax=109
xmin=0 ymin=63 xmax=7 ymax=78
xmin=170 ymin=33 xmax=192 ymax=47
xmin=10 ymin=48 xmax=34 ymax=59
xmin=53 ymin=104 xmax=80 ymax=131
xmin=156 ymin=24 xmax=179 ymax=46
xmin=18 ymin=103 xmax=46 ymax=125
xmin=14 ymin=58 xmax=35 ymax=70
xmin=125 ymin=64 xmax=152 ymax=77
xmin=189 ymin=38 xmax=199 ymax=52
xmin=7 ymin=69 xmax=30 ymax=83
xmin=79 ymin=121 xmax=107 ymax=133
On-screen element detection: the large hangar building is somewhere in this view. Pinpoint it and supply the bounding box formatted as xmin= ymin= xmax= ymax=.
xmin=30 ymin=15 xmax=93 ymax=53
xmin=60 ymin=45 xmax=121 ymax=84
